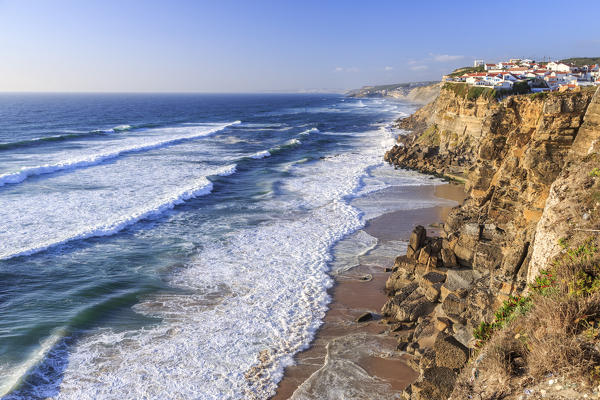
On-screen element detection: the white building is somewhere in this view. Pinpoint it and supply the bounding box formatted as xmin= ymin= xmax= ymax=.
xmin=474 ymin=60 xmax=484 ymax=67
xmin=547 ymin=62 xmax=573 ymax=72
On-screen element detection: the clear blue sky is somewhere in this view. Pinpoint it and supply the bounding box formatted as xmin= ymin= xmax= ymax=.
xmin=1 ymin=0 xmax=599 ymax=92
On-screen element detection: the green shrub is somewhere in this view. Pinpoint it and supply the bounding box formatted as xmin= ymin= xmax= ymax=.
xmin=473 ymin=295 xmax=532 ymax=347
xmin=466 ymin=86 xmax=496 ymax=101
xmin=512 ymin=81 xmax=531 ymax=95
xmin=442 ymin=82 xmax=468 ymax=97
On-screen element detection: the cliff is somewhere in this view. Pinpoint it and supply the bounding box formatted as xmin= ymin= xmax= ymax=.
xmin=347 ymin=81 xmax=441 ymax=104
xmin=381 ymin=85 xmax=600 ymax=399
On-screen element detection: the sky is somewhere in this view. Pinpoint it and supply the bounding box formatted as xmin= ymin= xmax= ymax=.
xmin=1 ymin=0 xmax=599 ymax=93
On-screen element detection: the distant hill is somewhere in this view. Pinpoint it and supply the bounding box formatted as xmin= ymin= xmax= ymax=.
xmin=346 ymin=81 xmax=439 ymax=97
xmin=559 ymin=57 xmax=600 ymax=66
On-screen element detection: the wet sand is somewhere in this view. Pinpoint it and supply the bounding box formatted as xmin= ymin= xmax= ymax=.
xmin=272 ymin=183 xmax=466 ymax=399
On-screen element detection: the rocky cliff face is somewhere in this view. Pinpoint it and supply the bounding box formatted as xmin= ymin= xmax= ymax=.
xmin=381 ymin=86 xmax=600 ymax=399
xmin=386 ymin=87 xmax=596 ymax=282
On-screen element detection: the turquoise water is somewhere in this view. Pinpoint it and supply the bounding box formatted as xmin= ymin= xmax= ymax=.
xmin=0 ymin=93 xmax=441 ymax=399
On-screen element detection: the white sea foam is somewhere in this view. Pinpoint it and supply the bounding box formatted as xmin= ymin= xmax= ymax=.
xmin=285 ymin=138 xmax=301 ymax=146
xmin=299 ymin=127 xmax=319 ymax=135
xmin=0 ymin=327 xmax=67 ymax=397
xmin=249 ymin=150 xmax=271 ymax=159
xmin=0 ymin=121 xmax=241 ymax=187
xmin=110 ymin=124 xmax=132 ymax=132
xmin=214 ymin=164 xmax=238 ymax=176
xmin=0 ymin=160 xmax=237 ymax=260
xmin=18 ymin=124 xmax=398 ymax=399
xmin=4 ymin=100 xmax=429 ymax=399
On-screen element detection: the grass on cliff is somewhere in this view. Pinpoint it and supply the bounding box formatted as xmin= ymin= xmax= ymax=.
xmin=446 ymin=66 xmax=485 ymax=78
xmin=457 ymin=239 xmax=600 ymax=397
xmin=442 ymin=83 xmax=499 ymax=101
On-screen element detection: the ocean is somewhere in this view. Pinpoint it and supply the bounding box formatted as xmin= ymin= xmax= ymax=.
xmin=0 ymin=93 xmax=451 ymax=399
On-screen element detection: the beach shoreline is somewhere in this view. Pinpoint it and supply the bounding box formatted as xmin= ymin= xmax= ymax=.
xmin=273 ymin=183 xmax=466 ymax=399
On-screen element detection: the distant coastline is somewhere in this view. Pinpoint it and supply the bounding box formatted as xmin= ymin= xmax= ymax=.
xmin=347 ymin=81 xmax=442 ymax=105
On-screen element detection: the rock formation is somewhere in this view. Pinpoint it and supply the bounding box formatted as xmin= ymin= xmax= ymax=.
xmin=381 ymin=85 xmax=600 ymax=399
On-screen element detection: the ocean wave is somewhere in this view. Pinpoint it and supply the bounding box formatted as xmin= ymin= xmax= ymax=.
xmin=249 ymin=150 xmax=271 ymax=159
xmin=0 ymin=124 xmax=136 ymax=151
xmin=0 ymin=121 xmax=241 ymax=188
xmin=213 ymin=164 xmax=238 ymax=176
xmin=0 ymin=164 xmax=237 ymax=260
xmin=39 ymin=126 xmax=397 ymax=399
xmin=299 ymin=127 xmax=319 ymax=135
xmin=284 ymin=138 xmax=301 ymax=146
xmin=0 ymin=327 xmax=68 ymax=397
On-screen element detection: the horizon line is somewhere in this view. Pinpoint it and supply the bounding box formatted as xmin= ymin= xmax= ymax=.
xmin=0 ymin=89 xmax=350 ymax=95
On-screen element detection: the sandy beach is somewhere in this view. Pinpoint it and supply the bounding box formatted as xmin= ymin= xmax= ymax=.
xmin=273 ymin=183 xmax=466 ymax=399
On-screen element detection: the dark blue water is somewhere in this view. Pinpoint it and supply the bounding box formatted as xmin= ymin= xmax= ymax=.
xmin=0 ymin=93 xmax=420 ymax=399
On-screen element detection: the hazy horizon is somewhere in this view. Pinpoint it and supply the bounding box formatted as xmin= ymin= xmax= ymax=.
xmin=1 ymin=0 xmax=599 ymax=93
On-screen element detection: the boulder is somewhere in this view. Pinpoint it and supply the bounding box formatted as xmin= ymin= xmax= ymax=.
xmin=412 ymin=367 xmax=457 ymax=400
xmin=381 ymin=283 xmax=418 ymax=319
xmin=442 ymin=293 xmax=467 ymax=316
xmin=435 ymin=317 xmax=452 ymax=332
xmin=440 ymin=268 xmax=479 ymax=301
xmin=440 ymin=248 xmax=458 ymax=268
xmin=453 ymin=241 xmax=474 ymax=267
xmin=423 ymin=282 xmax=443 ymax=302
xmin=391 ymin=290 xmax=434 ymax=322
xmin=418 ymin=271 xmax=446 ymax=302
xmin=419 ymin=271 xmax=446 ymax=286
xmin=417 ymin=245 xmax=431 ymax=265
xmin=409 ymin=225 xmax=427 ymax=252
xmin=356 ymin=312 xmax=373 ymax=323
xmin=434 ymin=333 xmax=469 ymax=370
xmin=452 ymin=323 xmax=474 ymax=348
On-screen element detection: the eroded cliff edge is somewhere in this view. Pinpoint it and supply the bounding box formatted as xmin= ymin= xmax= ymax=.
xmin=381 ymin=85 xmax=600 ymax=399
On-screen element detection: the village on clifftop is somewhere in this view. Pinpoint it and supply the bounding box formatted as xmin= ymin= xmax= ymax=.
xmin=444 ymin=58 xmax=600 ymax=92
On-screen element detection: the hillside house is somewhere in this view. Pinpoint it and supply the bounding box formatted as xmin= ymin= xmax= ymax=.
xmin=547 ymin=62 xmax=573 ymax=72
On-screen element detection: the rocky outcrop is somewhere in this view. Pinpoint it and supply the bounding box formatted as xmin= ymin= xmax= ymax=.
xmin=381 ymin=86 xmax=600 ymax=399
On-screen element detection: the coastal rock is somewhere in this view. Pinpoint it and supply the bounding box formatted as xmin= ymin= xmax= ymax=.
xmin=356 ymin=312 xmax=373 ymax=323
xmin=409 ymin=225 xmax=427 ymax=252
xmin=412 ymin=367 xmax=457 ymax=400
xmin=383 ymin=86 xmax=600 ymax=399
xmin=390 ymin=290 xmax=434 ymax=322
xmin=440 ymin=248 xmax=457 ymax=268
xmin=433 ymin=333 xmax=469 ymax=370
xmin=442 ymin=293 xmax=467 ymax=317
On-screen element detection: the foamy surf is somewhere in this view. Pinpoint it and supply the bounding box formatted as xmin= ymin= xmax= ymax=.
xmin=0 ymin=121 xmax=241 ymax=187
xmin=0 ymin=94 xmax=424 ymax=399
xmin=0 ymin=162 xmax=238 ymax=260
xmin=299 ymin=127 xmax=319 ymax=135
xmin=0 ymin=327 xmax=67 ymax=398
xmin=249 ymin=150 xmax=271 ymax=159
xmin=26 ymin=125 xmax=403 ymax=399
